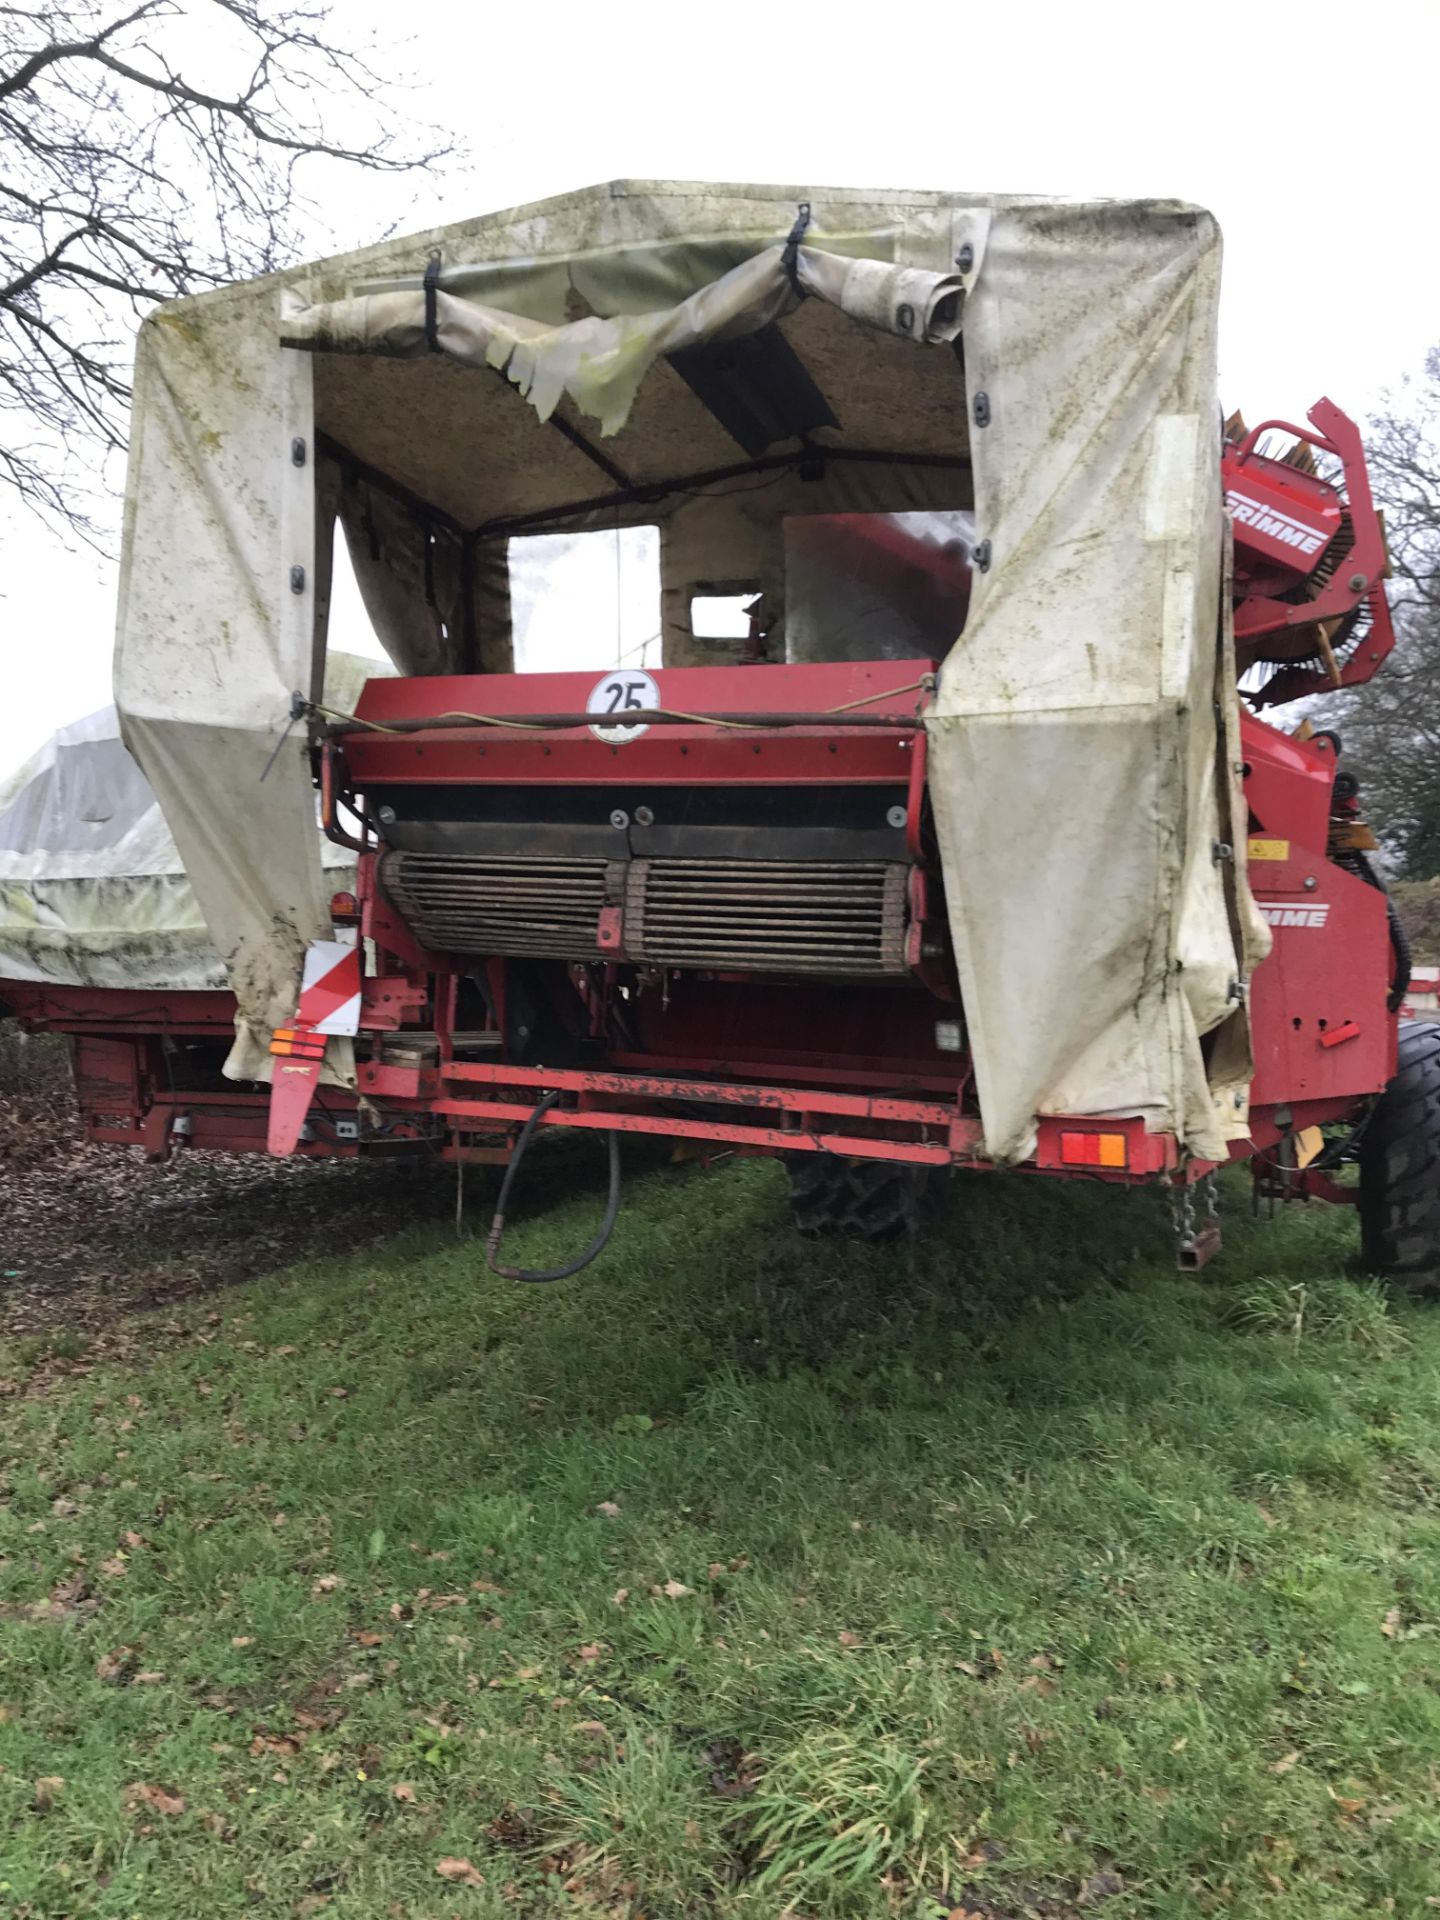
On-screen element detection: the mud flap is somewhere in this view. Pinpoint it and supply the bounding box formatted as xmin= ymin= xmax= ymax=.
xmin=268 ymin=1057 xmax=323 ymax=1155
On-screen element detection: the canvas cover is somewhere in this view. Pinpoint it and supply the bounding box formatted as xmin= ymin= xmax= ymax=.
xmin=113 ymin=180 xmax=1265 ymax=1158
xmin=0 ymin=656 xmax=380 ymax=991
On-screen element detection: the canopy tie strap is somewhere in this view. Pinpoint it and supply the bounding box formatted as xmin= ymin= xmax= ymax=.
xmin=423 ymin=248 xmax=442 ymax=351
xmin=782 ymin=202 xmax=811 ymax=299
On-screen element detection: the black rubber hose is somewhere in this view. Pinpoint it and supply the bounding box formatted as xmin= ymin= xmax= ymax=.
xmin=484 ymin=1090 xmax=622 ymax=1283
xmin=1341 ymin=848 xmax=1412 ymax=1013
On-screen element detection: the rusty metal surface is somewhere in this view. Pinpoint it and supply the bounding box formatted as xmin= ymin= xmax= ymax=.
xmin=379 ymin=850 xmax=910 ymax=975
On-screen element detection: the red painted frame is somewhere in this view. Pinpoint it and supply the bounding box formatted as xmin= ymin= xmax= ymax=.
xmin=1 ymin=410 xmax=1401 ymax=1213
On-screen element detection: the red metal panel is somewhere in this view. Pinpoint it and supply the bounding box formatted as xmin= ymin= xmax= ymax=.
xmin=0 ymin=984 xmax=238 ymax=1032
xmin=429 ymin=1097 xmax=955 ymax=1164
xmin=344 ymin=730 xmax=922 ymax=790
xmin=436 ymin=1059 xmax=957 ymax=1125
xmin=1240 ymin=711 xmax=1336 ymax=849
xmin=1248 ymin=858 xmax=1393 ymax=1106
xmin=355 ymin=660 xmax=934 ymax=725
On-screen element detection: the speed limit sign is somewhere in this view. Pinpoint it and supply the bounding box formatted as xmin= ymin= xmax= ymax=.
xmin=586 ymin=668 xmax=662 ymax=744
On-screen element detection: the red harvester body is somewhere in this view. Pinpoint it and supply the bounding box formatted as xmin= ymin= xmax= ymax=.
xmin=8 ymin=394 xmax=1416 ymax=1276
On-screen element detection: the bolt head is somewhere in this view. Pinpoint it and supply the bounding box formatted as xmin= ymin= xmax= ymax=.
xmin=634 ymin=805 xmax=655 ymax=827
xmin=609 ymin=809 xmax=630 ymax=830
xmin=1303 ymin=875 xmax=1317 ymax=891
xmin=1348 ymin=572 xmax=1368 ymax=593
xmin=887 ymin=805 xmax=907 ymax=829
xmin=377 ymin=804 xmax=396 ymax=825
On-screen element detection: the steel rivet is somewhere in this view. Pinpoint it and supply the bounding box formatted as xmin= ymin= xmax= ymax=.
xmin=609 ymin=809 xmax=630 ymax=830
xmin=289 ymin=564 xmax=306 ymax=594
xmin=377 ymin=804 xmax=396 ymax=825
xmin=1303 ymin=876 xmax=1317 ymax=891
xmin=972 ymin=391 xmax=991 ymax=428
xmin=956 ymin=243 xmax=974 ymax=273
xmin=635 ymin=805 xmax=655 ymax=827
xmin=887 ymin=805 xmax=907 ymax=829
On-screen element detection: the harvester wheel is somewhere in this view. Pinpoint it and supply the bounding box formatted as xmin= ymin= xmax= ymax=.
xmin=1359 ymin=1021 xmax=1440 ymax=1296
xmin=785 ymin=1153 xmax=944 ymax=1241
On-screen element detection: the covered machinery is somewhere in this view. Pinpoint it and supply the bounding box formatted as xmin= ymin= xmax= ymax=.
xmin=4 ymin=180 xmax=1426 ymax=1280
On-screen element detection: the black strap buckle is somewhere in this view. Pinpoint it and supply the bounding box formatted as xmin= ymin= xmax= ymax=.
xmin=782 ymin=202 xmax=811 ymax=299
xmin=424 ymin=248 xmax=442 ymax=351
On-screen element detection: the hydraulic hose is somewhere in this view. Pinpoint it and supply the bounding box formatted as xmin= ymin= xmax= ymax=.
xmin=1340 ymin=848 xmax=1412 ymax=1014
xmin=484 ymin=1090 xmax=622 ymax=1283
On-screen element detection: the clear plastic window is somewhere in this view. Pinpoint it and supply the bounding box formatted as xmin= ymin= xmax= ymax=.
xmin=783 ymin=510 xmax=974 ymax=663
xmin=509 ymin=527 xmax=661 ymax=673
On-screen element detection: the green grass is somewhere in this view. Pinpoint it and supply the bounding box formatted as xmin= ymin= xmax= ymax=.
xmin=3 ymin=1150 xmax=1440 ymax=1917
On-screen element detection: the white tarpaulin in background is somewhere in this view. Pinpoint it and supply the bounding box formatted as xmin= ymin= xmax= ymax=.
xmin=113 ymin=180 xmax=1263 ymax=1159
xmin=0 ymin=656 xmax=381 ymax=992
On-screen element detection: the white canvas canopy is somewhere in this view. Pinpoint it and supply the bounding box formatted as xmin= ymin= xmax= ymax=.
xmin=113 ymin=179 xmax=1267 ymax=1160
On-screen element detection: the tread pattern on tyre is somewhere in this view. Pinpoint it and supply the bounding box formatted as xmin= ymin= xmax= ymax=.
xmin=1359 ymin=1021 xmax=1440 ymax=1295
xmin=785 ymin=1152 xmax=939 ymax=1241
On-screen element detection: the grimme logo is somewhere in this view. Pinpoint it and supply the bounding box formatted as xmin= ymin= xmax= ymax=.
xmin=1260 ymin=901 xmax=1330 ymax=929
xmin=1225 ymin=490 xmax=1327 ymax=558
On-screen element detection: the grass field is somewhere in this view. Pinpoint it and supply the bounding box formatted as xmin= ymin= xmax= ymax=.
xmin=3 ymin=1144 xmax=1440 ymax=1918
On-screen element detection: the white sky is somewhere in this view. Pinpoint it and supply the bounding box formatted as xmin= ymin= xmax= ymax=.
xmin=3 ymin=0 xmax=1438 ymax=772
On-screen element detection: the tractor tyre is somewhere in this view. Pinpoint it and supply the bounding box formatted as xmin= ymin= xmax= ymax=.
xmin=785 ymin=1153 xmax=945 ymax=1242
xmin=1359 ymin=1021 xmax=1440 ymax=1297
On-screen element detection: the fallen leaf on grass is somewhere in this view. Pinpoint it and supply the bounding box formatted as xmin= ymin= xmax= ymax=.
xmin=436 ymin=1857 xmax=484 ymax=1886
xmin=1382 ymin=1608 xmax=1403 ymax=1639
xmin=231 ymin=1635 xmax=254 ymax=1648
xmin=133 ymin=1670 xmax=165 ymax=1685
xmin=353 ymin=1630 xmax=387 ymax=1647
xmin=659 ymin=1580 xmax=694 ymax=1600
xmin=1019 ymin=1674 xmax=1058 ymax=1697
xmin=576 ymin=1642 xmax=606 ymax=1662
xmin=596 ymin=1501 xmax=621 ymax=1517
xmin=311 ymin=1575 xmax=344 ymax=1596
xmin=33 ymin=1775 xmax=64 ymax=1811
xmin=121 ymin=1530 xmax=145 ymax=1550
xmin=96 ymin=1646 xmax=137 ymax=1684
xmin=1270 ymin=1751 xmax=1301 ymax=1776
xmin=612 ymin=1588 xmax=629 ymax=1607
xmin=99 ymin=1554 xmax=127 ymax=1578
xmin=125 ymin=1782 xmax=185 ymax=1816
xmin=838 ymin=1630 xmax=861 ymax=1648
xmin=1329 ymin=1787 xmax=1366 ymax=1815
xmin=392 ymin=1782 xmax=417 ymax=1803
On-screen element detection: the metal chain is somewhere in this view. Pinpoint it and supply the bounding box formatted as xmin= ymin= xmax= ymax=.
xmin=1171 ymin=1180 xmax=1197 ymax=1253
xmin=1202 ymin=1170 xmax=1220 ymax=1223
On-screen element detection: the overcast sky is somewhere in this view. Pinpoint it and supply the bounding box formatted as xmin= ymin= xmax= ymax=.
xmin=3 ymin=0 xmax=1438 ymax=773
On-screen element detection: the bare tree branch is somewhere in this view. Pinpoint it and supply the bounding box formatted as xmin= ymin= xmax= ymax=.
xmin=1311 ymin=347 xmax=1440 ymax=878
xmin=1 ymin=2 xmax=448 ymax=538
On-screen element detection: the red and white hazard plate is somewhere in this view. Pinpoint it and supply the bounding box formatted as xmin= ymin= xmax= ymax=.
xmin=297 ymin=939 xmax=362 ymax=1037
